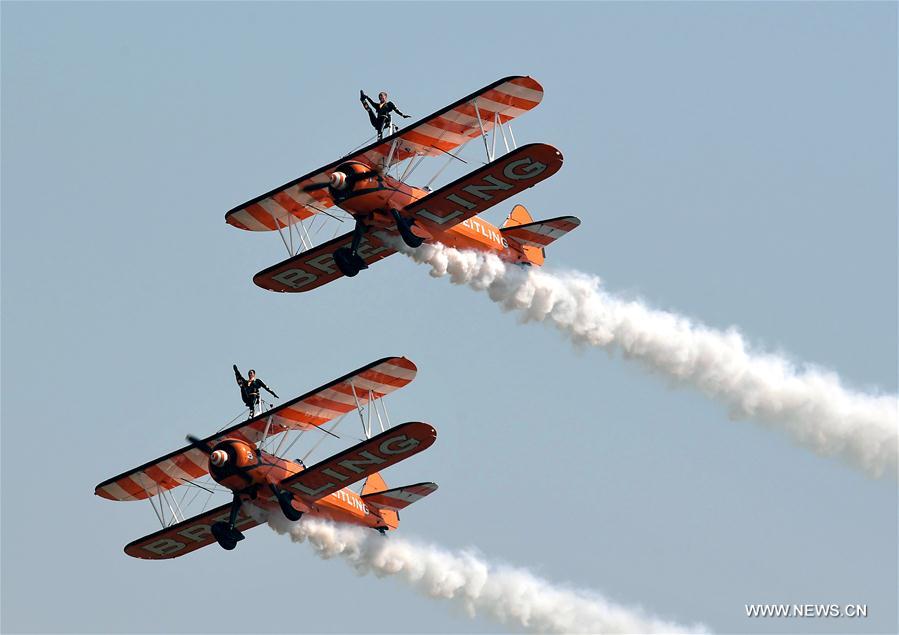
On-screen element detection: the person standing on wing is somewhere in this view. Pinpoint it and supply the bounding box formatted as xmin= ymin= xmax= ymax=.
xmin=233 ymin=365 xmax=278 ymax=418
xmin=360 ymin=90 xmax=411 ymax=140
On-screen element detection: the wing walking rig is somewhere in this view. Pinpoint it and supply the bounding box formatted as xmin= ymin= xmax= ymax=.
xmin=94 ymin=357 xmax=438 ymax=559
xmin=225 ymin=76 xmax=581 ymax=293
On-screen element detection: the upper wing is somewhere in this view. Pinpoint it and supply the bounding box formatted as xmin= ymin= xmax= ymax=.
xmin=253 ymin=229 xmax=395 ymax=293
xmin=361 ymin=482 xmax=439 ymax=511
xmin=405 ymin=143 xmax=563 ymax=237
xmin=124 ymin=501 xmax=262 ymax=560
xmin=94 ymin=356 xmax=417 ymax=501
xmin=355 ymin=76 xmax=543 ymax=169
xmin=279 ymin=422 xmax=436 ymax=502
xmin=225 ymin=175 xmax=338 ymax=232
xmin=225 ymin=76 xmax=543 ymax=232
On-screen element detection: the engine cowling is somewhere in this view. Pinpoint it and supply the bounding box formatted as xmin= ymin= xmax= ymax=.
xmin=326 ymin=162 xmax=379 ymax=201
xmin=207 ymin=438 xmax=259 ymax=489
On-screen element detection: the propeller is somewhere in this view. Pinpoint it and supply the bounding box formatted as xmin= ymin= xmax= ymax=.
xmin=302 ymin=169 xmax=380 ymax=193
xmin=186 ymin=434 xmax=214 ymax=454
xmin=185 ymin=434 xmax=253 ymax=483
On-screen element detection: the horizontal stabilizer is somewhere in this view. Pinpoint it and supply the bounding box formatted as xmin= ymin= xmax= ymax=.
xmin=500 ymin=215 xmax=580 ymax=249
xmin=362 ymin=482 xmax=438 ymax=511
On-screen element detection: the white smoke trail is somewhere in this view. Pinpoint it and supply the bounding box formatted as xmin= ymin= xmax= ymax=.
xmin=403 ymin=242 xmax=898 ymax=480
xmin=268 ymin=515 xmax=704 ymax=634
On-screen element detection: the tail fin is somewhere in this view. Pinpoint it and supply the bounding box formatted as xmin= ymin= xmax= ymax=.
xmin=502 ymin=204 xmax=535 ymax=228
xmin=500 ymin=205 xmax=581 ymax=266
xmin=361 ymin=472 xmax=400 ymax=530
xmin=361 ymin=472 xmax=388 ymax=496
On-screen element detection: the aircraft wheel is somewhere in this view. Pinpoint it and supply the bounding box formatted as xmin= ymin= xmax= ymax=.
xmin=392 ymin=211 xmax=425 ymax=248
xmin=399 ymin=227 xmax=424 ymax=249
xmin=350 ymin=252 xmax=368 ymax=272
xmin=212 ymin=521 xmax=244 ymax=551
xmin=277 ymin=492 xmax=304 ymax=522
xmin=334 ymin=247 xmax=360 ymax=277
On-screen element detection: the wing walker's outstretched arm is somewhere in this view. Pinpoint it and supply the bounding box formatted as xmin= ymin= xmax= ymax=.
xmin=258 ymin=380 xmax=279 ymax=399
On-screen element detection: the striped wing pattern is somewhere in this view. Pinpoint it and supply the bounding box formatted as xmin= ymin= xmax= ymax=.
xmin=361 ymin=482 xmax=439 ymax=511
xmin=225 ymin=76 xmax=543 ymax=232
xmin=500 ymin=216 xmax=581 ymax=248
xmin=95 ymin=357 xmax=417 ymax=502
xmin=226 ymin=183 xmax=335 ymax=232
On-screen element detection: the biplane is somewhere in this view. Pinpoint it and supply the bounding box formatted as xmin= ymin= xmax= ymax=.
xmin=225 ymin=76 xmax=581 ymax=293
xmin=94 ymin=357 xmax=438 ymax=559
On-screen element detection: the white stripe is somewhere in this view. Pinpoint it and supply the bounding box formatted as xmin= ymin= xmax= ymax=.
xmin=285 ymin=185 xmax=332 ymax=211
xmin=130 ymin=471 xmax=160 ymax=497
xmin=384 ymin=490 xmax=423 ymax=502
xmin=471 ymin=97 xmax=527 ymax=119
xmin=410 ymin=123 xmax=472 ymax=147
xmin=257 ymin=197 xmax=294 ymax=225
xmin=349 ymin=376 xmax=400 ymax=393
xmin=102 ymin=482 xmax=136 ymax=501
xmin=231 ymin=209 xmax=271 ymax=231
xmin=374 ymin=361 xmax=417 ymax=381
xmin=157 ymin=458 xmax=197 ymax=482
xmin=184 ymin=447 xmax=209 ymax=467
xmin=495 ymin=80 xmax=544 ymax=104
xmin=531 ymin=225 xmax=567 ymax=238
xmin=441 ymin=108 xmax=493 ymax=129
xmin=317 ymin=387 xmax=361 ymax=407
xmin=283 ymin=403 xmax=348 ymax=421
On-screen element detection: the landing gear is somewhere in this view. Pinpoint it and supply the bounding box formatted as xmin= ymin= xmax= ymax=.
xmin=334 ymin=220 xmax=370 ymax=277
xmin=270 ymin=485 xmax=303 ymax=522
xmin=212 ymin=494 xmax=246 ymax=551
xmin=334 ymin=248 xmax=367 ymax=277
xmin=391 ymin=209 xmax=424 ymax=248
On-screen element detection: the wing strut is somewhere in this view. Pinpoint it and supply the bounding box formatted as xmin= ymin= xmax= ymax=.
xmin=473 ymin=98 xmax=492 ymax=162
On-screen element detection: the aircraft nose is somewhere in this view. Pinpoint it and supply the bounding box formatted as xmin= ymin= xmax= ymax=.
xmin=210 ymin=449 xmax=228 ymax=467
xmin=329 ymin=171 xmax=347 ymax=190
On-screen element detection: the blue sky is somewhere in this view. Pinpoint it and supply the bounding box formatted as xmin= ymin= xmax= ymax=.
xmin=2 ymin=2 xmax=896 ymax=633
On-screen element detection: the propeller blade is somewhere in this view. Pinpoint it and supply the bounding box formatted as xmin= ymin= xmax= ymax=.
xmin=301 ymin=181 xmax=330 ymax=192
xmin=186 ymin=434 xmax=214 ymax=455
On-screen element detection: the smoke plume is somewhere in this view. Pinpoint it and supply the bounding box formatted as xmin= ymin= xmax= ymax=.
xmin=267 ymin=515 xmax=703 ymax=634
xmin=403 ymin=243 xmax=898 ymax=479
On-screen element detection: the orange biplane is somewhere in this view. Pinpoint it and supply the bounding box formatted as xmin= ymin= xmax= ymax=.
xmin=225 ymin=76 xmax=580 ymax=293
xmin=95 ymin=357 xmax=437 ymax=559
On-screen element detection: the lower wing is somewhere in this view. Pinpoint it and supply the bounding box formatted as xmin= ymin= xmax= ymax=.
xmin=279 ymin=422 xmax=437 ymax=502
xmin=124 ymin=501 xmax=262 ymax=560
xmin=253 ymin=231 xmax=395 ymax=293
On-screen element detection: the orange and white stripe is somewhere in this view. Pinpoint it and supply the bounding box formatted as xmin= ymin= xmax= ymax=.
xmin=501 ymin=216 xmax=581 ymax=248
xmin=362 ymin=482 xmax=439 ymax=510
xmin=95 ymin=357 xmax=418 ymax=501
